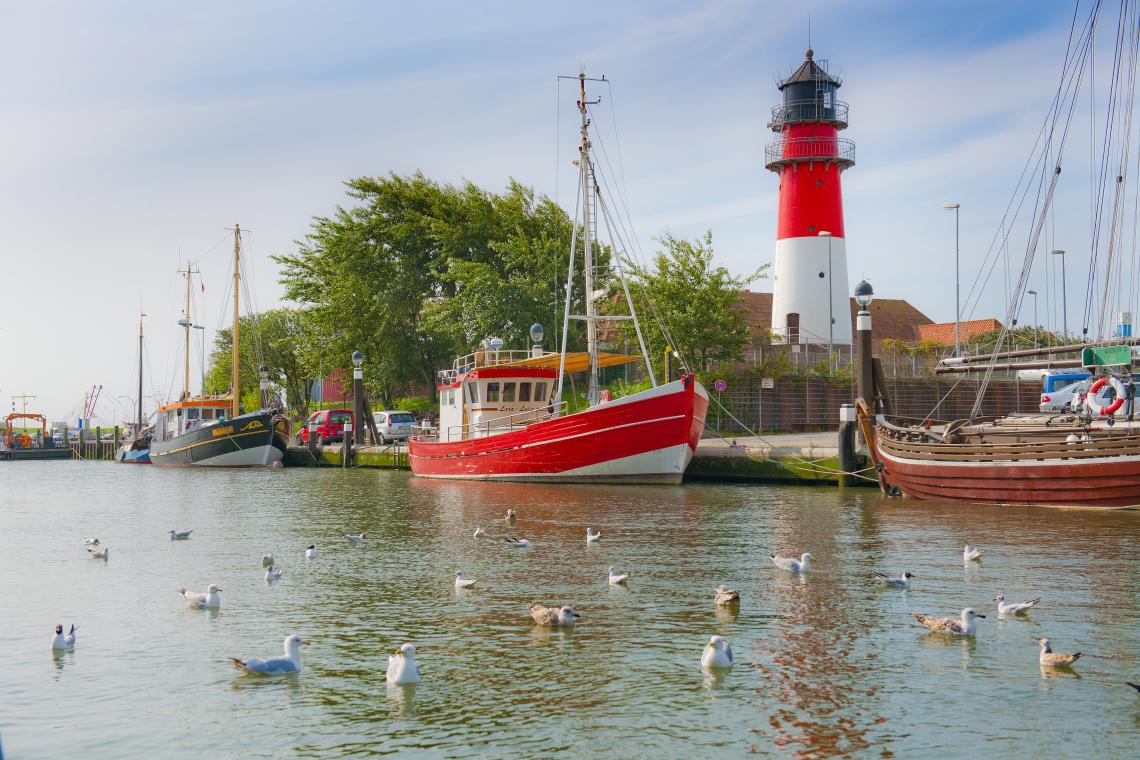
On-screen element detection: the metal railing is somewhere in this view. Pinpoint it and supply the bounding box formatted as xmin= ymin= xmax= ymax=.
xmin=769 ymin=98 xmax=849 ymax=130
xmin=438 ymin=349 xmax=552 ymax=385
xmin=765 ymin=137 xmax=855 ymax=171
xmin=413 ymin=401 xmax=569 ymax=443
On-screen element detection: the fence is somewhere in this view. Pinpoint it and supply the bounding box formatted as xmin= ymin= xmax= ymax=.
xmin=705 ymin=377 xmax=1042 ymax=435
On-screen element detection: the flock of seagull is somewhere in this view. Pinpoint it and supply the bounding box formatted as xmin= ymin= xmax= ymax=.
xmin=57 ymin=515 xmax=1131 ymax=689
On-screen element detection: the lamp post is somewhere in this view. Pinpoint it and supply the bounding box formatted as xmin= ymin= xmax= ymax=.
xmin=943 ymin=203 xmax=961 ymax=357
xmin=1051 ymin=249 xmax=1067 ymax=340
xmin=818 ymin=230 xmax=834 ymax=370
xmin=259 ymin=364 xmax=269 ymax=410
xmin=1027 ymin=289 xmax=1038 ymax=348
xmin=351 ymin=350 xmax=364 ymax=447
xmin=854 ymin=280 xmax=874 ymax=408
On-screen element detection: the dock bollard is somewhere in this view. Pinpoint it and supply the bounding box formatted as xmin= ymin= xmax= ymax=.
xmin=343 ymin=421 xmax=352 ymax=469
xmin=838 ymin=403 xmax=858 ymax=487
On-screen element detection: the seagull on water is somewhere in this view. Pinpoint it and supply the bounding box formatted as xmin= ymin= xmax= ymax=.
xmin=608 ymin=567 xmax=630 ymax=585
xmin=180 ymin=584 xmax=223 ymax=609
xmin=963 ymin=545 xmax=983 ymax=561
xmin=1038 ymin=638 xmax=1081 ymax=667
xmin=874 ymin=571 xmax=914 ymax=588
xmin=230 ymin=634 xmax=311 ymax=675
xmin=305 ymin=544 xmax=317 ymax=559
xmin=714 ymin=584 xmax=740 ymax=606
xmin=83 ymin=537 xmax=100 ymax=545
xmin=701 ymin=635 xmax=733 ymax=670
xmin=344 ymin=532 xmax=366 ymax=544
xmin=770 ymin=552 xmax=812 ymax=573
xmin=386 ymin=643 xmax=421 ymax=685
xmin=915 ymin=608 xmax=985 ymax=636
xmin=473 ymin=527 xmax=486 ymax=539
xmin=169 ymin=529 xmax=193 ymax=540
xmin=87 ymin=547 xmax=109 ymax=560
xmin=265 ymin=566 xmax=284 ymax=582
xmin=454 ymin=571 xmax=478 ymax=589
xmin=528 ymin=604 xmax=580 ymax=627
xmin=995 ymin=595 xmax=1041 ymax=615
xmin=504 ymin=537 xmax=532 ymax=548
xmin=261 ymin=553 xmax=275 ymax=568
xmin=505 ymin=508 xmax=517 ymax=524
xmin=586 ymin=528 xmax=602 ymax=543
xmin=51 ymin=624 xmax=77 ymax=650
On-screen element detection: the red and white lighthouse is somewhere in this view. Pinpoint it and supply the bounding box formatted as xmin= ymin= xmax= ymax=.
xmin=766 ymin=48 xmax=854 ymax=346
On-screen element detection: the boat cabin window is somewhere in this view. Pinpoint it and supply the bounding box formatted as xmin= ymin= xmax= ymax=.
xmin=467 ymin=383 xmax=479 ymax=403
xmin=487 ymin=383 xmax=500 ymax=403
xmin=502 ymin=382 xmax=516 ymax=403
xmin=202 ymin=409 xmax=213 ymax=420
xmin=519 ymin=383 xmax=532 ymax=402
xmin=186 ymin=408 xmax=199 ymax=420
xmin=534 ymin=382 xmax=548 ymax=402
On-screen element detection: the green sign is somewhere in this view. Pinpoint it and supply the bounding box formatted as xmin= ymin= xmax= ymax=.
xmin=1081 ymin=344 xmax=1133 ymax=368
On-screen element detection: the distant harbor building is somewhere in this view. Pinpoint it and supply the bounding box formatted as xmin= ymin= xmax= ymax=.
xmin=766 ymin=48 xmax=855 ymax=347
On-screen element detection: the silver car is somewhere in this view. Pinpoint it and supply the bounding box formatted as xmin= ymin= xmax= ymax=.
xmin=1040 ymin=379 xmax=1121 ymax=413
xmin=372 ymin=411 xmax=415 ymax=443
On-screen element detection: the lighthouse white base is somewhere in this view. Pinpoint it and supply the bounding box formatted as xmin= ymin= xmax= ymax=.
xmin=771 ymin=235 xmax=852 ymax=345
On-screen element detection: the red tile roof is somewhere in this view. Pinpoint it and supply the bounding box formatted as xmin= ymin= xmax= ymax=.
xmin=914 ymin=318 xmax=1002 ymax=345
xmin=737 ymin=290 xmax=933 ymax=343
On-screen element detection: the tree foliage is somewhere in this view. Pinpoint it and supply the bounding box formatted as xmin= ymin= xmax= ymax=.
xmin=204 ymin=307 xmax=313 ymax=415
xmin=274 ymin=173 xmax=596 ymax=406
xmin=608 ymin=230 xmax=766 ymax=370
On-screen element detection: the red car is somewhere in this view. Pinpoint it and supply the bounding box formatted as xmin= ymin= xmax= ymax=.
xmin=298 ymin=409 xmax=353 ymax=445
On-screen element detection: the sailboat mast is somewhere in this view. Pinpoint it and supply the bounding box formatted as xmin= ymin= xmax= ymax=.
xmin=182 ymin=265 xmax=192 ymax=401
xmin=137 ymin=314 xmax=144 ymax=429
xmin=579 ymin=73 xmax=600 ymax=406
xmin=231 ymin=225 xmax=241 ymax=418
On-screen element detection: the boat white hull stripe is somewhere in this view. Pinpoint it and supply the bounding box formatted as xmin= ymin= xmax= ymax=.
xmin=415 ymin=443 xmax=692 ymax=482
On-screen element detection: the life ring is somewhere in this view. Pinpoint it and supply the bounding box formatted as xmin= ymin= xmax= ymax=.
xmin=1086 ymin=376 xmax=1126 ymax=416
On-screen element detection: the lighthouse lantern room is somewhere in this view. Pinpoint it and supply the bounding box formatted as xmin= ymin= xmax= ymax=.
xmin=766 ymin=48 xmax=855 ymax=347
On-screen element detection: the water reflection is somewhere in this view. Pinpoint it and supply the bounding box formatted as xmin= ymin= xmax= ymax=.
xmin=386 ymin=683 xmax=417 ymax=718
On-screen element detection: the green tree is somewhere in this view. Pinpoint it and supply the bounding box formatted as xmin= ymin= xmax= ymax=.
xmin=609 ymin=230 xmax=766 ymax=370
xmin=204 ymin=307 xmax=314 ymax=415
xmin=274 ymin=173 xmax=595 ymax=406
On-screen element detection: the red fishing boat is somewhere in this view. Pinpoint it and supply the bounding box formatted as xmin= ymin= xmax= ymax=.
xmin=409 ymin=73 xmax=708 ymax=483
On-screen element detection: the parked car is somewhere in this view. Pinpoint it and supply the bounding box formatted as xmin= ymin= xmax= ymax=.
xmin=372 ymin=411 xmax=415 ymax=443
xmin=298 ymin=409 xmax=353 ymax=445
xmin=1040 ymin=378 xmax=1124 ymax=412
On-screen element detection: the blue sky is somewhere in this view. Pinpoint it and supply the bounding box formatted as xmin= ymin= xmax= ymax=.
xmin=0 ymin=0 xmax=1116 ymax=418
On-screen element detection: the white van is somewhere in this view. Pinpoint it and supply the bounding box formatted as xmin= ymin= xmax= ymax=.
xmin=372 ymin=411 xmax=415 ymax=443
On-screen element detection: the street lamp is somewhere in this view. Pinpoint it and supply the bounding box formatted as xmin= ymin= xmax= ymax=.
xmin=1051 ymin=249 xmax=1067 ymax=340
xmin=854 ymin=280 xmax=874 ymax=407
xmin=351 ymin=350 xmax=364 ymax=447
xmin=1027 ymin=289 xmax=1038 ymax=348
xmin=818 ymin=230 xmax=834 ymax=370
xmin=943 ymin=203 xmax=961 ymax=357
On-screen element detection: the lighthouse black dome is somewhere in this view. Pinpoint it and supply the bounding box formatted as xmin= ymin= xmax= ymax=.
xmin=778 ymin=48 xmax=842 ymax=91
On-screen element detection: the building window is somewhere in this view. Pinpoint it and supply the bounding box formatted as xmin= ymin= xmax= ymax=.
xmin=519 ymin=382 xmax=532 ymax=402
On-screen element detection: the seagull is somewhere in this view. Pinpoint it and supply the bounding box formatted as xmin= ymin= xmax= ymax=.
xmin=169 ymin=529 xmax=193 ymax=541
xmin=261 ymin=553 xmax=275 ymax=568
xmin=1126 ymin=682 xmax=1140 ymax=693
xmin=179 ymin=584 xmax=223 ymax=609
xmin=995 ymin=595 xmax=1041 ymax=615
xmin=701 ymin=635 xmax=733 ymax=669
xmin=473 ymin=527 xmax=486 ymax=539
xmin=608 ymin=566 xmax=630 ymax=585
xmin=963 ymin=545 xmax=983 ymax=561
xmin=344 ymin=532 xmax=366 ymax=544
xmin=386 ymin=643 xmax=421 ymax=685
xmin=1038 ymin=638 xmax=1081 ymax=667
xmin=265 ymin=566 xmax=284 ymax=582
xmin=87 ymin=547 xmax=109 ymax=560
xmin=505 ymin=508 xmax=517 ymax=524
xmin=454 ymin=571 xmax=478 ymax=589
xmin=770 ymin=552 xmax=812 ymax=573
xmin=51 ymin=624 xmax=77 ymax=650
xmin=528 ymin=604 xmax=580 ymax=627
xmin=915 ymin=608 xmax=985 ymax=636
xmin=230 ymin=634 xmax=311 ymax=675
xmin=305 ymin=544 xmax=317 ymax=559
xmin=874 ymin=571 xmax=914 ymax=588
xmin=504 ymin=537 xmax=532 ymax=548
xmin=586 ymin=528 xmax=602 ymax=543
xmin=714 ymin=584 xmax=740 ymax=606
xmin=83 ymin=537 xmax=100 ymax=545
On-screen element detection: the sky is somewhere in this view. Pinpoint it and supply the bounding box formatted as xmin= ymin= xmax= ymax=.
xmin=0 ymin=0 xmax=1123 ymax=420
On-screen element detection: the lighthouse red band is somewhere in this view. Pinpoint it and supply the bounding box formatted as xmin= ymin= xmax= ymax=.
xmin=767 ymin=48 xmax=854 ymax=347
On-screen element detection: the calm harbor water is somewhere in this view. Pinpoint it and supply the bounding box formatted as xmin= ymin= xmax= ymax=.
xmin=1 ymin=461 xmax=1138 ymax=758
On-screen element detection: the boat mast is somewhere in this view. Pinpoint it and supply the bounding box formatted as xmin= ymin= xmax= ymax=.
xmin=137 ymin=313 xmax=144 ymax=429
xmin=579 ymin=73 xmax=600 ymax=406
xmin=181 ymin=265 xmax=192 ymax=401
xmin=231 ymin=224 xmax=241 ymax=418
